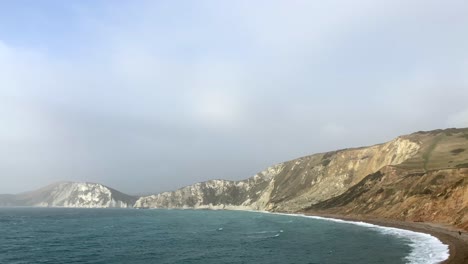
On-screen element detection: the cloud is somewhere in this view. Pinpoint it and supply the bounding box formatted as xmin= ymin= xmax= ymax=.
xmin=0 ymin=1 xmax=467 ymax=194
xmin=190 ymin=90 xmax=243 ymax=126
xmin=0 ymin=101 xmax=52 ymax=142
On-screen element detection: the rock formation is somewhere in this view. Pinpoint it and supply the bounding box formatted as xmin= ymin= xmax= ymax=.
xmin=0 ymin=182 xmax=137 ymax=208
xmin=134 ymin=164 xmax=284 ymax=210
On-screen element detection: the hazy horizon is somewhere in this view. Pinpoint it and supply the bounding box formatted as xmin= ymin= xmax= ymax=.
xmin=1 ymin=1 xmax=468 ymax=194
xmin=2 ymin=126 xmax=468 ymax=196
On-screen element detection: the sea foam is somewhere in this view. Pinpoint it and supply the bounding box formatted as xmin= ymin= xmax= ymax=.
xmin=265 ymin=212 xmax=449 ymax=264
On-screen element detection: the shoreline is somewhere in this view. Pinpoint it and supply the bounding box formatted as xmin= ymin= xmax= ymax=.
xmin=300 ymin=213 xmax=468 ymax=264
xmin=2 ymin=207 xmax=466 ymax=263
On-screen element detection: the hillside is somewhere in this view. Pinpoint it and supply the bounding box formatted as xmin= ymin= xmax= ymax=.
xmin=306 ymin=128 xmax=468 ymax=229
xmin=136 ymin=128 xmax=468 ymax=230
xmin=0 ymin=182 xmax=137 ymax=208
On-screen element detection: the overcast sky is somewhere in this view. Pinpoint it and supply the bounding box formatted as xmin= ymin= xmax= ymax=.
xmin=1 ymin=0 xmax=467 ymax=194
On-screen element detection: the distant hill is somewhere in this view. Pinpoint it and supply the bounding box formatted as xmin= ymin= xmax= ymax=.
xmin=0 ymin=182 xmax=137 ymax=208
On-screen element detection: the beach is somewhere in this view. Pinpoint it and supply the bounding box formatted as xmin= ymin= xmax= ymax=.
xmin=304 ymin=213 xmax=468 ymax=264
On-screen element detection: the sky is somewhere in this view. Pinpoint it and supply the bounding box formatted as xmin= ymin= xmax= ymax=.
xmin=0 ymin=0 xmax=467 ymax=195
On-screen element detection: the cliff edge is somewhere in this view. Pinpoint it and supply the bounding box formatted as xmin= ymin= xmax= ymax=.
xmin=136 ymin=128 xmax=468 ymax=230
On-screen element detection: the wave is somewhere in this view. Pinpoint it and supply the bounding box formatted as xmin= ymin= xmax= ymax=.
xmin=246 ymin=230 xmax=282 ymax=240
xmin=251 ymin=230 xmax=277 ymax=234
xmin=263 ymin=212 xmax=449 ymax=264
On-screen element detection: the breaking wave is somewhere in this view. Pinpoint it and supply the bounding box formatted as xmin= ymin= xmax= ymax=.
xmin=269 ymin=212 xmax=449 ymax=264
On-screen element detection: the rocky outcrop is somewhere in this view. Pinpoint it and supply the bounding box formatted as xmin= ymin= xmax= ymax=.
xmin=0 ymin=182 xmax=137 ymax=208
xmin=134 ymin=164 xmax=283 ymax=210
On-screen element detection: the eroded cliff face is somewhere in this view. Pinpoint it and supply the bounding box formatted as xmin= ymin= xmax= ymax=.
xmin=304 ymin=128 xmax=468 ymax=229
xmin=135 ymin=128 xmax=468 ymax=230
xmin=134 ymin=135 xmax=421 ymax=211
xmin=264 ymin=137 xmax=420 ymax=212
xmin=306 ymin=167 xmax=468 ymax=230
xmin=134 ymin=164 xmax=284 ymax=210
xmin=0 ymin=182 xmax=137 ymax=208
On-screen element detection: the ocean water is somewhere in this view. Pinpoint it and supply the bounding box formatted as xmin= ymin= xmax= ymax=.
xmin=0 ymin=208 xmax=448 ymax=264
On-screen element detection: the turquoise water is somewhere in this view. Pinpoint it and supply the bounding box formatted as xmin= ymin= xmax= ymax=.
xmin=0 ymin=208 xmax=434 ymax=263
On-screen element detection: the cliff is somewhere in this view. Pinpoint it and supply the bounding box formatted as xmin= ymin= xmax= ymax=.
xmin=135 ymin=128 xmax=468 ymax=230
xmin=306 ymin=129 xmax=468 ymax=230
xmin=0 ymin=182 xmax=137 ymax=208
xmin=134 ymin=165 xmax=283 ymax=210
xmin=135 ymin=136 xmax=420 ymax=211
xmin=2 ymin=128 xmax=466 ymax=230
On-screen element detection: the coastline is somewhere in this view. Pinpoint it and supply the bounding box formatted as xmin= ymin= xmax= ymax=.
xmin=2 ymin=207 xmax=466 ymax=263
xmin=140 ymin=207 xmax=468 ymax=263
xmin=300 ymin=213 xmax=468 ymax=264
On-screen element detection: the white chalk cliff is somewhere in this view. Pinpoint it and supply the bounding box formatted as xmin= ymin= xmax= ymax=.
xmin=0 ymin=182 xmax=137 ymax=208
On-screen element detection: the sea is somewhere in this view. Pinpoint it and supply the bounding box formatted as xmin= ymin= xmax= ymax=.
xmin=0 ymin=208 xmax=449 ymax=264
